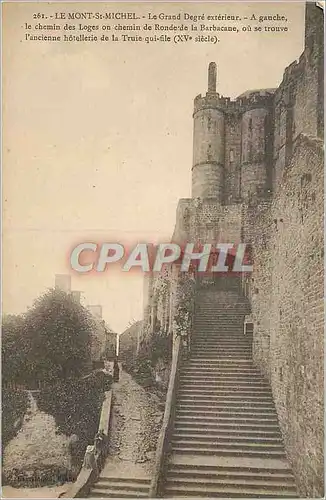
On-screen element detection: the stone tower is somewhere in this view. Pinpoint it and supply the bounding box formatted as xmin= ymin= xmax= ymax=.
xmin=239 ymin=94 xmax=272 ymax=201
xmin=192 ymin=62 xmax=225 ymax=201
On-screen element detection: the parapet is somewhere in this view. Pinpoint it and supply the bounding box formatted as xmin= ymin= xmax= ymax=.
xmin=194 ymin=88 xmax=275 ymax=115
xmin=194 ymin=62 xmax=275 ymax=115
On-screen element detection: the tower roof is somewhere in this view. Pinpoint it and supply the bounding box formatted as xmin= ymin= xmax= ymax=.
xmin=237 ymin=88 xmax=276 ymax=99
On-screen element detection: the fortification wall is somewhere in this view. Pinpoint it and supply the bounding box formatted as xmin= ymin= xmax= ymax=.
xmin=273 ymin=3 xmax=323 ymax=192
xmin=246 ymin=136 xmax=324 ymax=497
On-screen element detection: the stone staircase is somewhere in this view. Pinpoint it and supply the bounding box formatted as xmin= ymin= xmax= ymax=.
xmin=89 ymin=476 xmax=150 ymax=498
xmin=163 ymin=289 xmax=298 ymax=498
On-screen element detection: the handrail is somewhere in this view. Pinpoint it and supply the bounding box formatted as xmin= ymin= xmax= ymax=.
xmin=149 ymin=335 xmax=182 ymax=498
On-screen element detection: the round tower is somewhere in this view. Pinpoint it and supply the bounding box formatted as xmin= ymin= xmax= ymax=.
xmin=240 ymin=93 xmax=273 ymax=201
xmin=192 ymin=62 xmax=225 ymax=201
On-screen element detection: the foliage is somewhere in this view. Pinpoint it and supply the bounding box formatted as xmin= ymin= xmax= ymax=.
xmin=2 ymin=389 xmax=29 ymax=449
xmin=173 ymin=277 xmax=195 ymax=336
xmin=3 ymin=289 xmax=95 ymax=386
xmin=36 ymin=374 xmax=109 ymax=470
xmin=2 ymin=315 xmax=30 ymax=385
xmin=122 ymin=346 xmax=154 ymax=388
xmin=10 ymin=288 xmax=94 ymax=386
xmin=150 ymin=331 xmax=172 ymax=364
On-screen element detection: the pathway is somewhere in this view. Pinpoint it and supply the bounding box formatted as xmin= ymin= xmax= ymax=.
xmin=102 ymin=367 xmax=163 ymax=479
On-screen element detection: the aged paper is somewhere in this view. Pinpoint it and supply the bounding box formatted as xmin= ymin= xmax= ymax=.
xmin=2 ymin=2 xmax=324 ymax=499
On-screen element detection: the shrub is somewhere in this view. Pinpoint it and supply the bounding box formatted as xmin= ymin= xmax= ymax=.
xmin=2 ymin=389 xmax=29 ymax=450
xmin=36 ymin=376 xmax=107 ymax=471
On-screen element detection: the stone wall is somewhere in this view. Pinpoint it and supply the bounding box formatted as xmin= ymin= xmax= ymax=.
xmin=173 ymin=198 xmax=242 ymax=246
xmin=247 ymin=135 xmax=324 ymax=497
xmin=273 ymin=3 xmax=323 ymax=192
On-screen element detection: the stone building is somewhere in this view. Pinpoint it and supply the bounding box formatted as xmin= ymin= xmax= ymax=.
xmin=118 ymin=320 xmax=143 ymax=361
xmin=87 ymin=305 xmax=117 ymax=363
xmin=142 ymin=3 xmax=323 ymax=497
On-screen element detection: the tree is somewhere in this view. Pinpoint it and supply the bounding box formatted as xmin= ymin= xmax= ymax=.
xmin=23 ymin=288 xmax=93 ymax=384
xmin=2 ymin=314 xmax=29 ymax=385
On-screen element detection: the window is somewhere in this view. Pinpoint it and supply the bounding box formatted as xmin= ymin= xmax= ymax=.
xmin=229 ymin=149 xmax=234 ymax=163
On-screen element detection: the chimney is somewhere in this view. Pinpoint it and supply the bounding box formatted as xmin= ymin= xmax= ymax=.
xmin=55 ymin=274 xmax=71 ymax=293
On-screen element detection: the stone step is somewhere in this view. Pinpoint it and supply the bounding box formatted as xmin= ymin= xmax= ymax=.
xmin=177 ymin=398 xmax=274 ymax=406
xmin=186 ymin=360 xmax=257 ymax=366
xmin=176 ymin=409 xmax=277 ymax=419
xmin=192 ymin=341 xmax=251 ymax=344
xmin=166 ymin=474 xmax=295 ymax=489
xmin=182 ymin=366 xmax=258 ymax=373
xmin=180 ymin=370 xmax=263 ymax=378
xmin=170 ymin=444 xmax=285 ymax=458
xmin=178 ymin=398 xmax=274 ymax=406
xmin=190 ymin=349 xmax=252 ymax=355
xmin=191 ymin=345 xmax=251 ymax=350
xmin=176 ymin=410 xmax=278 ymax=420
xmin=174 ymin=426 xmax=282 ymax=438
xmin=90 ymin=477 xmax=150 ymax=498
xmin=194 ymin=326 xmax=245 ymax=330
xmin=89 ymin=476 xmax=150 ymax=498
xmin=181 ymin=369 xmax=259 ymax=374
xmin=180 ymin=372 xmax=266 ymax=380
xmin=164 ymin=486 xmax=296 ymax=498
xmin=191 ymin=342 xmax=251 ymax=346
xmin=179 ymin=383 xmax=270 ymax=391
xmin=195 ymin=308 xmax=246 ymax=311
xmin=194 ymin=328 xmax=245 ymax=332
xmin=167 ymin=463 xmax=294 ymax=479
xmin=180 ymin=360 xmax=258 ymax=372
xmin=91 ymin=489 xmax=148 ymax=498
xmin=180 ymin=373 xmax=265 ymax=379
xmin=174 ymin=420 xmax=281 ymax=431
xmin=180 ymin=375 xmax=269 ymax=389
xmin=94 ymin=482 xmax=149 ymax=492
xmin=194 ymin=318 xmax=244 ymax=322
xmin=193 ymin=325 xmax=246 ymax=329
xmin=185 ymin=360 xmax=256 ymax=366
xmin=191 ymin=348 xmax=251 ymax=352
xmin=194 ymin=335 xmax=246 ymax=338
xmin=187 ymin=355 xmax=258 ymax=362
xmin=178 ymin=390 xmax=274 ymax=400
xmin=172 ymin=439 xmax=284 ymax=450
xmin=191 ymin=355 xmax=252 ymax=360
xmin=180 ymin=373 xmax=258 ymax=379
xmin=190 ymin=352 xmax=252 ymax=356
xmin=185 ymin=366 xmax=257 ymax=372
xmin=164 ymin=481 xmax=296 ymax=498
xmin=182 ymin=366 xmax=257 ymax=371
xmin=179 ymin=386 xmax=273 ymax=396
xmin=177 ymin=403 xmax=275 ymax=413
xmin=172 ymin=433 xmax=283 ymax=444
xmin=175 ymin=415 xmax=278 ymax=425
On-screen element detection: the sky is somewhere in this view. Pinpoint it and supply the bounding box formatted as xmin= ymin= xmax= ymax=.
xmin=3 ymin=2 xmax=305 ymax=333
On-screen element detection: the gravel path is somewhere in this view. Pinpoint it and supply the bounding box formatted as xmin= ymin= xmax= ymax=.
xmin=1 ymin=484 xmax=71 ymax=498
xmin=102 ymin=367 xmax=164 ymax=479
